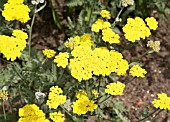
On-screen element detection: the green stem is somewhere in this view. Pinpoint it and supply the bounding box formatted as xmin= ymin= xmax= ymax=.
xmin=138 ymin=109 xmax=160 ymax=122
xmin=98 ymin=79 xmax=101 ymax=93
xmin=60 ymin=105 xmax=72 ymax=117
xmin=50 ymin=0 xmax=62 ymax=30
xmin=125 ymin=77 xmax=135 ymax=85
xmin=98 ymin=95 xmax=111 ymax=104
xmin=87 ymin=1 xmax=95 ymax=27
xmin=112 ymin=7 xmax=124 ymax=27
xmin=2 ymin=101 xmax=6 ymax=122
xmin=150 ymin=109 xmax=164 ymax=122
xmin=133 ymin=50 xmax=151 ymax=62
xmin=28 ymin=5 xmax=37 ymax=58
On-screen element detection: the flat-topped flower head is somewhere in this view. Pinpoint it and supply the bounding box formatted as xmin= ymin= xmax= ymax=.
xmin=18 ymin=104 xmax=50 ymax=122
xmin=43 ymin=49 xmax=56 ymax=58
xmin=46 ymin=86 xmax=66 ymax=109
xmin=147 ymin=40 xmax=160 ymax=52
xmin=152 ymin=93 xmax=170 ymax=110
xmin=130 ymin=65 xmax=147 ymax=78
xmin=2 ymin=0 xmax=30 ymax=23
xmin=49 ymin=112 xmax=65 ymax=122
xmin=122 ymin=0 xmax=134 ymax=7
xmin=54 ymin=52 xmax=69 ymax=68
xmin=0 ymin=90 xmax=8 ymax=101
xmin=72 ymin=92 xmax=97 ymax=115
xmin=123 ymin=17 xmax=151 ymax=42
xmin=105 ymin=81 xmax=125 ymax=96
xmin=145 ymin=17 xmax=158 ymax=30
xmin=100 ymin=10 xmax=111 ymax=19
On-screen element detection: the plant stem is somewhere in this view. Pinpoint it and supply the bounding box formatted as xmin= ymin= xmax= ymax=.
xmin=50 ymin=0 xmax=62 ymax=30
xmin=98 ymin=95 xmax=111 ymax=104
xmin=133 ymin=50 xmax=151 ymax=62
xmin=125 ymin=77 xmax=135 ymax=85
xmin=60 ymin=105 xmax=72 ymax=117
xmin=112 ymin=7 xmax=124 ymax=27
xmin=98 ymin=79 xmax=101 ymax=93
xmin=28 ymin=5 xmax=37 ymax=58
xmin=2 ymin=101 xmax=6 ymax=122
xmin=138 ymin=109 xmax=161 ymax=122
xmin=150 ymin=109 xmax=164 ymax=122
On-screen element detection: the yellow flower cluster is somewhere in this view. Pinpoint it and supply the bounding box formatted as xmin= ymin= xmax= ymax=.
xmin=102 ymin=28 xmax=120 ymax=44
xmin=72 ymin=91 xmax=97 ymax=115
xmin=0 ymin=30 xmax=28 ymax=61
xmin=100 ymin=10 xmax=111 ymax=19
xmin=70 ymin=45 xmax=129 ymax=81
xmin=147 ymin=40 xmax=160 ymax=52
xmin=130 ymin=65 xmax=147 ymax=78
xmin=18 ymin=104 xmax=50 ymax=122
xmin=152 ymin=93 xmax=170 ymax=110
xmin=42 ymin=49 xmax=56 ymax=58
xmin=105 ymin=81 xmax=125 ymax=95
xmin=123 ymin=17 xmax=151 ymax=42
xmin=49 ymin=112 xmax=65 ymax=122
xmin=0 ymin=90 xmax=8 ymax=101
xmin=92 ymin=89 xmax=99 ymax=98
xmin=2 ymin=0 xmax=30 ymax=23
xmin=54 ymin=52 xmax=69 ymax=68
xmin=64 ymin=34 xmax=94 ymax=50
xmin=145 ymin=17 xmax=158 ymax=30
xmin=91 ymin=17 xmax=120 ymax=44
xmin=46 ymin=86 xmax=66 ymax=109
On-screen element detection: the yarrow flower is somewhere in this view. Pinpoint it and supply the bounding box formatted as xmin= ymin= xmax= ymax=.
xmin=152 ymin=93 xmax=170 ymax=110
xmin=2 ymin=0 xmax=30 ymax=23
xmin=64 ymin=34 xmax=94 ymax=50
xmin=54 ymin=52 xmax=69 ymax=68
xmin=145 ymin=17 xmax=158 ymax=30
xmin=130 ymin=65 xmax=147 ymax=78
xmin=105 ymin=81 xmax=125 ymax=95
xmin=102 ymin=28 xmax=120 ymax=44
xmin=91 ymin=19 xmax=104 ymax=32
xmin=46 ymin=86 xmax=66 ymax=109
xmin=0 ymin=90 xmax=8 ymax=101
xmin=49 ymin=112 xmax=65 ymax=122
xmin=123 ymin=17 xmax=151 ymax=42
xmin=122 ymin=0 xmax=134 ymax=7
xmin=72 ymin=91 xmax=97 ymax=115
xmin=18 ymin=104 xmax=50 ymax=122
xmin=147 ymin=40 xmax=160 ymax=52
xmin=42 ymin=49 xmax=56 ymax=58
xmin=92 ymin=89 xmax=99 ymax=98
xmin=0 ymin=30 xmax=27 ymax=61
xmin=100 ymin=10 xmax=111 ymax=19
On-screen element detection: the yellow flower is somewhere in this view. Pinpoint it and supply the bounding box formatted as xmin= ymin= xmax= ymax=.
xmin=72 ymin=92 xmax=97 ymax=115
xmin=54 ymin=52 xmax=69 ymax=68
xmin=145 ymin=17 xmax=158 ymax=30
xmin=102 ymin=28 xmax=120 ymax=44
xmin=18 ymin=104 xmax=50 ymax=122
xmin=123 ymin=17 xmax=151 ymax=42
xmin=0 ymin=90 xmax=8 ymax=101
xmin=152 ymin=93 xmax=170 ymax=110
xmin=91 ymin=19 xmax=104 ymax=32
xmin=42 ymin=49 xmax=56 ymax=58
xmin=0 ymin=30 xmax=27 ymax=61
xmin=100 ymin=10 xmax=111 ymax=19
xmin=92 ymin=89 xmax=99 ymax=98
xmin=49 ymin=112 xmax=65 ymax=122
xmin=105 ymin=81 xmax=125 ymax=95
xmin=2 ymin=0 xmax=30 ymax=23
xmin=130 ymin=65 xmax=147 ymax=78
xmin=46 ymin=86 xmax=66 ymax=109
